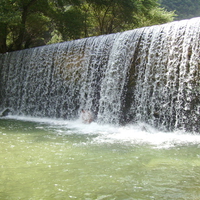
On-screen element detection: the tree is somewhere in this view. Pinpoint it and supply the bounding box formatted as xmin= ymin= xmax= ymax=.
xmin=49 ymin=0 xmax=85 ymax=40
xmin=77 ymin=0 xmax=175 ymax=37
xmin=0 ymin=0 xmax=20 ymax=52
xmin=132 ymin=7 xmax=175 ymax=28
xmin=159 ymin=0 xmax=200 ymax=20
xmin=0 ymin=0 xmax=175 ymax=53
xmin=0 ymin=0 xmax=53 ymax=52
xmin=10 ymin=0 xmax=52 ymax=50
xmin=85 ymin=0 xmax=136 ymax=35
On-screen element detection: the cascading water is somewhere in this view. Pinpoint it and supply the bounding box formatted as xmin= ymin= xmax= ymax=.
xmin=130 ymin=18 xmax=200 ymax=132
xmin=0 ymin=17 xmax=200 ymax=132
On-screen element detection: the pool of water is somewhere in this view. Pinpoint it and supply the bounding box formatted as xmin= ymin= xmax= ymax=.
xmin=0 ymin=116 xmax=200 ymax=200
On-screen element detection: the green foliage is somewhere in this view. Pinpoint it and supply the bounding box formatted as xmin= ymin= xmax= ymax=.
xmin=159 ymin=0 xmax=200 ymax=20
xmin=0 ymin=0 xmax=20 ymax=24
xmin=0 ymin=0 xmax=175 ymax=53
xmin=50 ymin=4 xmax=85 ymax=40
xmin=133 ymin=7 xmax=175 ymax=28
xmin=0 ymin=0 xmax=52 ymax=51
xmin=0 ymin=0 xmax=21 ymax=52
xmin=75 ymin=0 xmax=174 ymax=36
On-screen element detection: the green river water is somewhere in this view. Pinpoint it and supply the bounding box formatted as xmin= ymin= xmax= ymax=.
xmin=0 ymin=116 xmax=200 ymax=200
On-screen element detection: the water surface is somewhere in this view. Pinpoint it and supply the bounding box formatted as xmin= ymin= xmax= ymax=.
xmin=1 ymin=116 xmax=200 ymax=199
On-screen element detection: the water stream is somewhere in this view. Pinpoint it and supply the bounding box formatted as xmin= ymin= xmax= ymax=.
xmin=1 ymin=116 xmax=200 ymax=199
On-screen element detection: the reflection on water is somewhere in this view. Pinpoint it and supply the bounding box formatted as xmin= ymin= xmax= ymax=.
xmin=0 ymin=116 xmax=200 ymax=199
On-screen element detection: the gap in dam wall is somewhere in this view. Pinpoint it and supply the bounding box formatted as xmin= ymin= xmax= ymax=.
xmin=0 ymin=17 xmax=200 ymax=132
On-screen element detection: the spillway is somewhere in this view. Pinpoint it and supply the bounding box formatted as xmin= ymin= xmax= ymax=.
xmin=0 ymin=17 xmax=200 ymax=132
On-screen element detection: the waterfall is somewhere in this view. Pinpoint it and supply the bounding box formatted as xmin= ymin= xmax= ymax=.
xmin=0 ymin=17 xmax=200 ymax=132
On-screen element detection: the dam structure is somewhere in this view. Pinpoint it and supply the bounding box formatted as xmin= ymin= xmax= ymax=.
xmin=0 ymin=17 xmax=200 ymax=132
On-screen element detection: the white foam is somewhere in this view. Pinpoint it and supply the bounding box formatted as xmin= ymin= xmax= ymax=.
xmin=3 ymin=115 xmax=200 ymax=148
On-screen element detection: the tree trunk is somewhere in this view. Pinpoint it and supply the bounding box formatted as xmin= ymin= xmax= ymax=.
xmin=0 ymin=23 xmax=7 ymax=53
xmin=14 ymin=0 xmax=38 ymax=50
